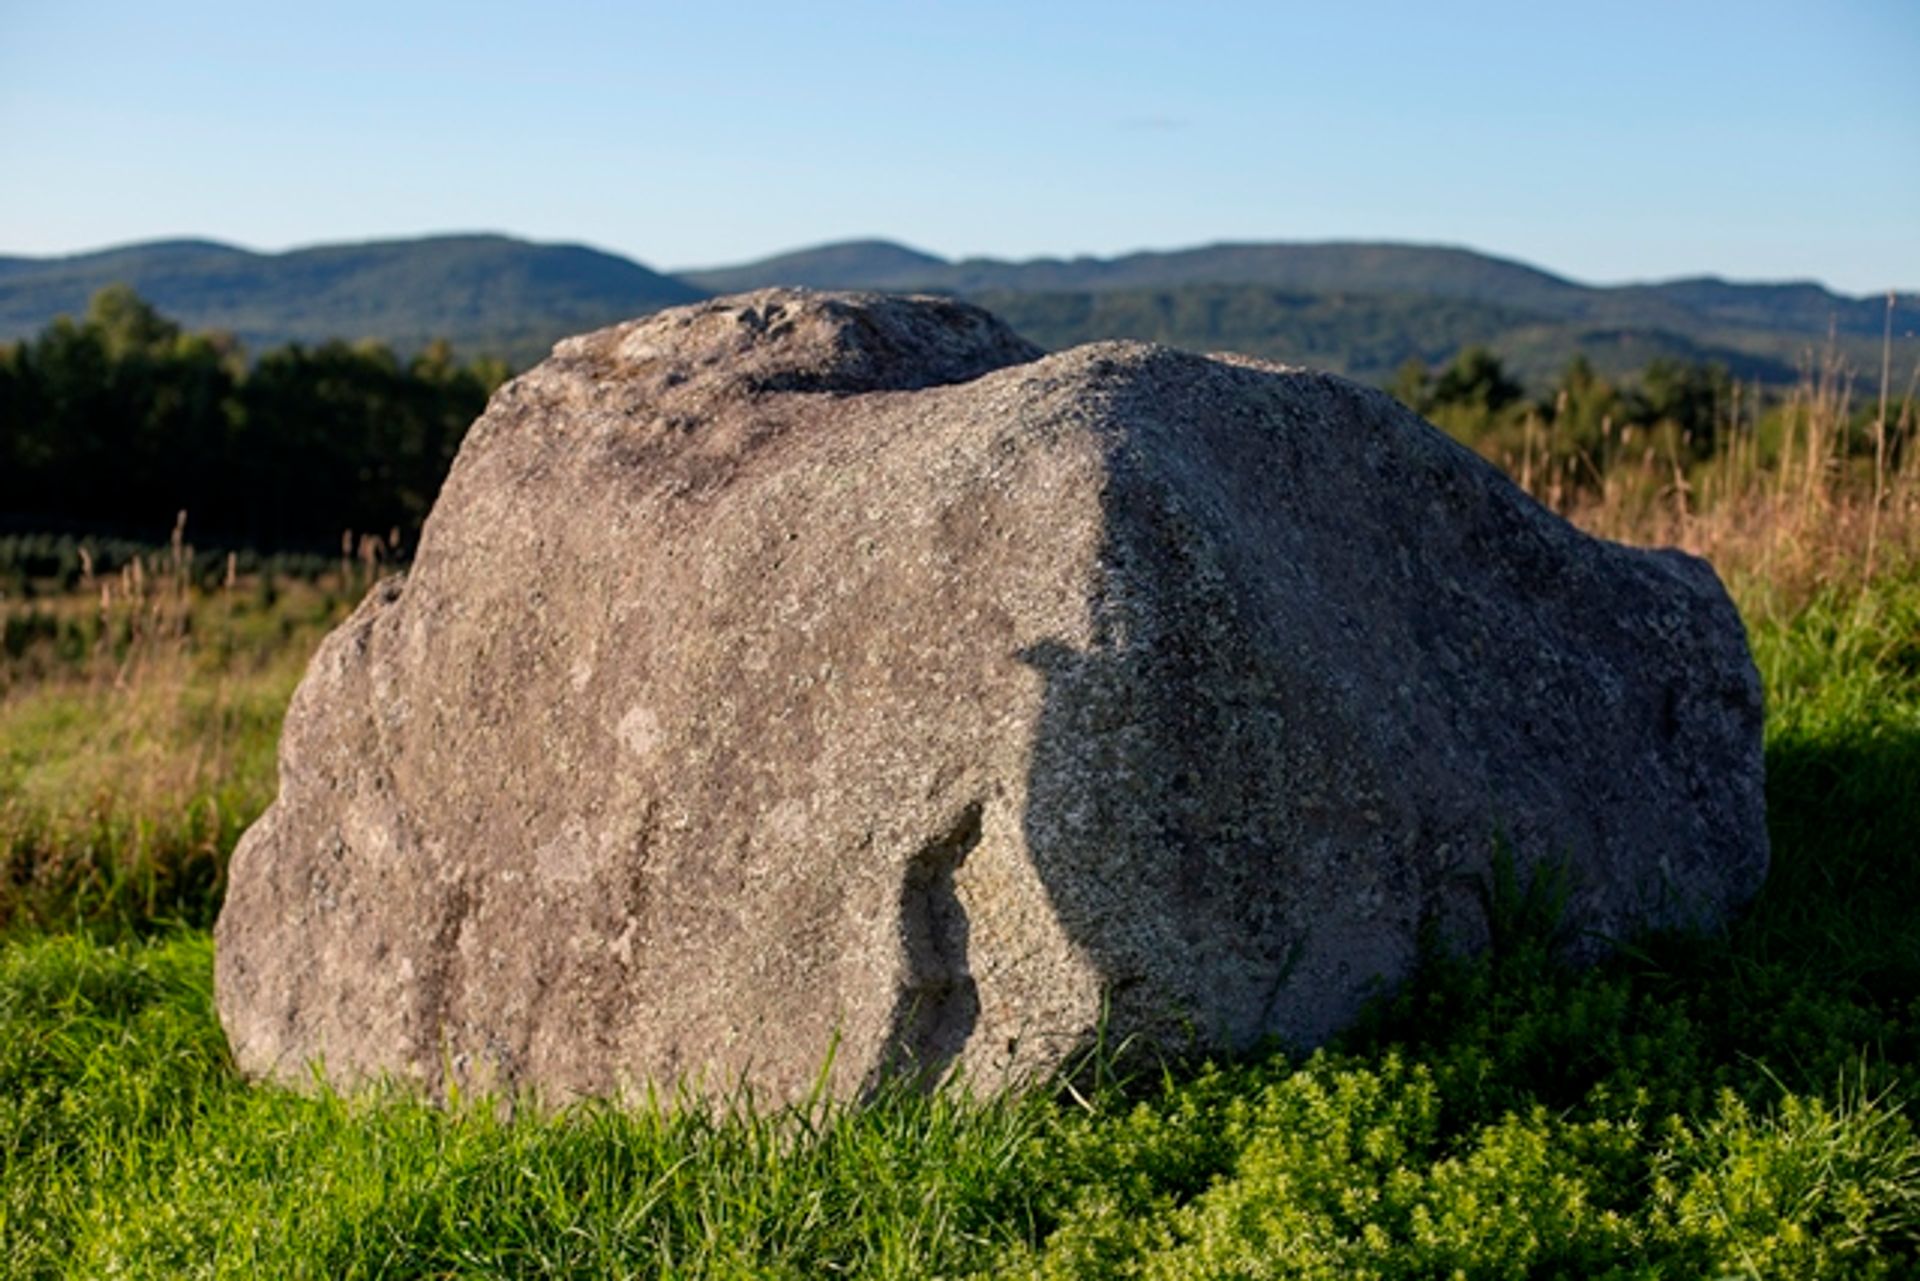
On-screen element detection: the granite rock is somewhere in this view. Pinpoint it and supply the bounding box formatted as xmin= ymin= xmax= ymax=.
xmin=215 ymin=289 xmax=1768 ymax=1105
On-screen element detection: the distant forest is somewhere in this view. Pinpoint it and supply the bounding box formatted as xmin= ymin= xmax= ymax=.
xmin=0 ymin=287 xmax=506 ymax=556
xmin=0 ymin=286 xmax=1889 ymax=566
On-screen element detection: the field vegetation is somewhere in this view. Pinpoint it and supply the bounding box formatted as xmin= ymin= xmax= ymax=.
xmin=1 ymin=298 xmax=1918 ymax=1275
xmin=0 ymin=287 xmax=505 ymax=552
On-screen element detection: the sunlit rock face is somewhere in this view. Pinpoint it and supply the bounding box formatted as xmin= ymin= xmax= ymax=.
xmin=214 ymin=289 xmax=1768 ymax=1106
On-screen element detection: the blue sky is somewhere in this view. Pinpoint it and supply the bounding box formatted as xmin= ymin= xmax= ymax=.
xmin=2 ymin=0 xmax=1914 ymax=293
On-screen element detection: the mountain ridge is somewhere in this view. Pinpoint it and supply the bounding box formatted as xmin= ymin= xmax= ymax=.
xmin=683 ymin=237 xmax=1896 ymax=332
xmin=0 ymin=234 xmax=701 ymax=364
xmin=1 ymin=232 xmax=1903 ymax=384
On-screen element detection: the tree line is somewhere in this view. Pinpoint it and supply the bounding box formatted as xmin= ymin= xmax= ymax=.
xmin=1391 ymin=348 xmax=1738 ymax=465
xmin=4 ymin=288 xmax=1878 ymax=560
xmin=0 ymin=286 xmax=509 ymax=553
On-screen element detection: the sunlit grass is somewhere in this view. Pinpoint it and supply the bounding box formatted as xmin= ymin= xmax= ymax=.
xmin=0 ymin=561 xmax=1912 ymax=1276
xmin=1 ymin=572 xmax=342 ymax=933
xmin=5 ymin=359 xmax=1920 ymax=1275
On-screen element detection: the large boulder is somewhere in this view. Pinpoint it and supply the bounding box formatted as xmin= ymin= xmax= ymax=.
xmin=215 ymin=289 xmax=1768 ymax=1105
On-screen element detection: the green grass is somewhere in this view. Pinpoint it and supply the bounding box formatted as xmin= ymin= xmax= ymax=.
xmin=1 ymin=575 xmax=342 ymax=934
xmin=3 ymin=568 xmax=1919 ymax=1277
xmin=0 ymin=933 xmax=1056 ymax=1278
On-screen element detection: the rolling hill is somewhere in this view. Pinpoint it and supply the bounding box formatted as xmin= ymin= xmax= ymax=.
xmin=0 ymin=235 xmax=702 ymax=366
xmin=967 ymin=285 xmax=1807 ymax=387
xmin=681 ymin=239 xmax=1596 ymax=315
xmin=682 ymin=239 xmax=1900 ymax=385
xmin=683 ymin=239 xmax=1895 ymax=332
xmin=0 ymin=233 xmax=1902 ymax=387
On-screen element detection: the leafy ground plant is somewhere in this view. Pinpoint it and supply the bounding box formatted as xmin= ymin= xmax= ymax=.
xmin=1 ymin=562 xmax=1917 ymax=1277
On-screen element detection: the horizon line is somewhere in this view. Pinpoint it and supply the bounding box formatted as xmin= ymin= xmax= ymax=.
xmin=4 ymin=229 xmax=1910 ymax=301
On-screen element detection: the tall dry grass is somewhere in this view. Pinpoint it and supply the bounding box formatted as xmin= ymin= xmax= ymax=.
xmin=0 ymin=518 xmax=378 ymax=932
xmin=1522 ymin=330 xmax=1919 ymax=620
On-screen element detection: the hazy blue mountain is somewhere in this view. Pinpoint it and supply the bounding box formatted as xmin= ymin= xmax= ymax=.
xmin=681 ymin=238 xmax=1594 ymax=311
xmin=685 ymin=238 xmax=1895 ymax=332
xmin=678 ymin=239 xmax=949 ymax=293
xmin=2 ymin=232 xmax=1901 ymax=387
xmin=957 ymin=242 xmax=1594 ymax=315
xmin=691 ymin=239 xmax=1897 ymax=385
xmin=0 ymin=234 xmax=704 ymax=363
xmin=1626 ymin=278 xmax=1894 ymax=337
xmin=976 ymin=285 xmax=1807 ymax=388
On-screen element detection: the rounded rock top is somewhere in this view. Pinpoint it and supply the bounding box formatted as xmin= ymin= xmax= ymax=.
xmin=550 ymin=288 xmax=1047 ymax=396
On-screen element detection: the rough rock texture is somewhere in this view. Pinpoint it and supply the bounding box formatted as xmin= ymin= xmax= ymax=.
xmin=215 ymin=289 xmax=1768 ymax=1105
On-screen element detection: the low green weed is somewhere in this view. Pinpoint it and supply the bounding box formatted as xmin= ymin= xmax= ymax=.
xmin=0 ymin=933 xmax=1060 ymax=1279
xmin=1 ymin=561 xmax=1916 ymax=1276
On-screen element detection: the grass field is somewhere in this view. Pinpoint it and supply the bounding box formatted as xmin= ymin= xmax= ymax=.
xmin=4 ymin=373 xmax=1918 ymax=1276
xmin=1 ymin=563 xmax=350 ymax=937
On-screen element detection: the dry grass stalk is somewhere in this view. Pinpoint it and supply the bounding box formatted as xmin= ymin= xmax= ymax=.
xmin=1 ymin=539 xmax=356 ymax=923
xmin=1543 ymin=334 xmax=1918 ymax=617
